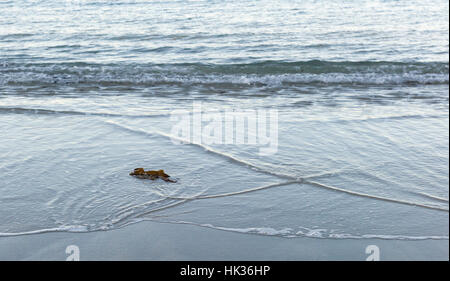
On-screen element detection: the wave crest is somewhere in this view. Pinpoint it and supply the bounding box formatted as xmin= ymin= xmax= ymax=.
xmin=1 ymin=61 xmax=448 ymax=87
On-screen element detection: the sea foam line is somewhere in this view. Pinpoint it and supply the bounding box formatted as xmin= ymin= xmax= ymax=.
xmin=144 ymin=220 xmax=450 ymax=241
xmin=156 ymin=180 xmax=300 ymax=200
xmin=0 ymin=225 xmax=90 ymax=237
xmin=305 ymin=180 xmax=449 ymax=212
xmin=415 ymin=192 xmax=449 ymax=203
xmin=152 ymin=178 xmax=449 ymax=213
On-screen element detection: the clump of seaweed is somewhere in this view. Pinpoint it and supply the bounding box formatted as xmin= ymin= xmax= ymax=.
xmin=130 ymin=168 xmax=177 ymax=183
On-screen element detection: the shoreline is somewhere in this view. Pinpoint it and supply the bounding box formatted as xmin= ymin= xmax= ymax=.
xmin=0 ymin=220 xmax=448 ymax=261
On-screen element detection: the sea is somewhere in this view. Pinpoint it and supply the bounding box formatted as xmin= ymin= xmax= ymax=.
xmin=0 ymin=0 xmax=448 ymax=241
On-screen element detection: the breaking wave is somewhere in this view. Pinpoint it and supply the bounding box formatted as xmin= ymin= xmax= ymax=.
xmin=1 ymin=61 xmax=448 ymax=87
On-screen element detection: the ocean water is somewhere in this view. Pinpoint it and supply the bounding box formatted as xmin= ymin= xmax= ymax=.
xmin=0 ymin=0 xmax=448 ymax=241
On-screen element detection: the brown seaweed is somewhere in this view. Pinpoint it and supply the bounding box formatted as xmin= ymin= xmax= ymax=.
xmin=130 ymin=168 xmax=177 ymax=182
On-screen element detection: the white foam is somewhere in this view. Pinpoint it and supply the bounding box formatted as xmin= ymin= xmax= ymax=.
xmin=2 ymin=70 xmax=448 ymax=86
xmin=146 ymin=220 xmax=450 ymax=241
xmin=0 ymin=225 xmax=89 ymax=237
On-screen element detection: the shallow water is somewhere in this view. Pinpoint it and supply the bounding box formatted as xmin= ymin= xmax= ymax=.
xmin=0 ymin=0 xmax=448 ymax=240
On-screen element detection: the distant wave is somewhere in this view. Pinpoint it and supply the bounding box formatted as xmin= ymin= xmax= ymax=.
xmin=1 ymin=61 xmax=448 ymax=87
xmin=0 ymin=106 xmax=169 ymax=118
